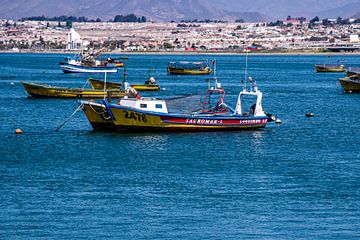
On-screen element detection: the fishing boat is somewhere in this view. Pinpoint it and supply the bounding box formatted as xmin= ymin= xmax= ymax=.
xmin=22 ymin=82 xmax=127 ymax=98
xmin=89 ymin=77 xmax=160 ymax=92
xmin=346 ymin=67 xmax=360 ymax=77
xmin=314 ymin=64 xmax=345 ymax=72
xmin=59 ymin=63 xmax=119 ymax=74
xmin=81 ymin=77 xmax=270 ymax=132
xmin=167 ymin=61 xmax=212 ymax=75
xmin=339 ymin=76 xmax=360 ymax=93
xmin=60 ymin=48 xmax=124 ymax=73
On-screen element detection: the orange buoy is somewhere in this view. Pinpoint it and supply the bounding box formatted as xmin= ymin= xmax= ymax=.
xmin=15 ymin=128 xmax=23 ymax=134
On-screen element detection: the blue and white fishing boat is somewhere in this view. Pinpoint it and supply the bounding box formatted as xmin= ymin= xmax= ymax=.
xmin=59 ymin=48 xmax=124 ymax=74
xmin=59 ymin=62 xmax=119 ymax=73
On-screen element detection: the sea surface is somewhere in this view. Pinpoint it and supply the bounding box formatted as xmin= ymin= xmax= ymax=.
xmin=1 ymin=53 xmax=360 ymax=239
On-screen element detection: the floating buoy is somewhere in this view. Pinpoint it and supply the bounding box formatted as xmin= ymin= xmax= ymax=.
xmin=161 ymin=88 xmax=166 ymax=91
xmin=349 ymin=90 xmax=352 ymax=93
xmin=11 ymin=82 xmax=14 ymax=85
xmin=305 ymin=112 xmax=314 ymax=117
xmin=275 ymin=119 xmax=282 ymax=124
xmin=15 ymin=128 xmax=23 ymax=134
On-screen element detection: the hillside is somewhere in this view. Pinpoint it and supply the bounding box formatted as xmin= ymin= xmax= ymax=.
xmin=0 ymin=0 xmax=358 ymax=22
xmin=0 ymin=0 xmax=265 ymax=22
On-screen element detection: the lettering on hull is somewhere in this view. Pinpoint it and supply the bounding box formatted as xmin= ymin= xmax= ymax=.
xmin=185 ymin=119 xmax=223 ymax=124
xmin=124 ymin=110 xmax=147 ymax=122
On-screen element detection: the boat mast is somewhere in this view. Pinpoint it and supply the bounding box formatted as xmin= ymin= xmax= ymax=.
xmin=244 ymin=51 xmax=249 ymax=90
xmin=213 ymin=59 xmax=218 ymax=88
xmin=103 ymin=71 xmax=107 ymax=100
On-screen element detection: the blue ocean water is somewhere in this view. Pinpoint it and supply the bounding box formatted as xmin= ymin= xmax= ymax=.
xmin=0 ymin=53 xmax=360 ymax=239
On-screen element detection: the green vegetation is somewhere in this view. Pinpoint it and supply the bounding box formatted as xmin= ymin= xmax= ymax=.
xmin=113 ymin=14 xmax=146 ymax=23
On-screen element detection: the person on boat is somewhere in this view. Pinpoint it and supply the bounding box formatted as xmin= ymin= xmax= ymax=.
xmin=127 ymin=87 xmax=141 ymax=99
xmin=123 ymin=81 xmax=131 ymax=90
xmin=214 ymin=100 xmax=227 ymax=113
xmin=145 ymin=76 xmax=156 ymax=85
xmin=250 ymin=104 xmax=256 ymax=115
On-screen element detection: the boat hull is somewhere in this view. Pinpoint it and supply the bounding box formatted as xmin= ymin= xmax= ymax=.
xmin=168 ymin=67 xmax=212 ymax=75
xmin=60 ymin=63 xmax=118 ymax=74
xmin=346 ymin=67 xmax=360 ymax=77
xmin=339 ymin=78 xmax=360 ymax=93
xmin=82 ymin=101 xmax=268 ymax=132
xmin=89 ymin=78 xmax=160 ymax=92
xmin=22 ymin=82 xmax=127 ymax=98
xmin=315 ymin=65 xmax=345 ymax=72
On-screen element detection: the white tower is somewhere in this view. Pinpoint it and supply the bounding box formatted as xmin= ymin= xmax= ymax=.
xmin=67 ymin=28 xmax=82 ymax=50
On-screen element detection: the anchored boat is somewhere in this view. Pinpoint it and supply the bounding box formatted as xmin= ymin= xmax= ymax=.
xmin=167 ymin=61 xmax=212 ymax=75
xmin=59 ymin=63 xmax=119 ymax=74
xmin=315 ymin=64 xmax=345 ymax=72
xmin=339 ymin=76 xmax=360 ymax=93
xmin=81 ymin=77 xmax=270 ymax=132
xmin=60 ymin=48 xmax=124 ymax=73
xmin=22 ymin=82 xmax=127 ymax=98
xmin=346 ymin=67 xmax=360 ymax=77
xmin=89 ymin=77 xmax=160 ymax=92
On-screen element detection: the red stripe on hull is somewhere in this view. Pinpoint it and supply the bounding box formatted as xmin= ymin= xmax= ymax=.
xmin=160 ymin=116 xmax=268 ymax=126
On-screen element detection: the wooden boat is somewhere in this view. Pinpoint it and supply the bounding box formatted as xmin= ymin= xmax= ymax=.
xmin=89 ymin=78 xmax=160 ymax=92
xmin=22 ymin=82 xmax=127 ymax=98
xmin=346 ymin=67 xmax=360 ymax=77
xmin=315 ymin=64 xmax=345 ymax=72
xmin=339 ymin=76 xmax=360 ymax=93
xmin=167 ymin=61 xmax=212 ymax=75
xmin=81 ymin=79 xmax=270 ymax=132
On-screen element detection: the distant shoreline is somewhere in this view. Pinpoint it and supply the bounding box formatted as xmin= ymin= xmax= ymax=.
xmin=1 ymin=50 xmax=360 ymax=56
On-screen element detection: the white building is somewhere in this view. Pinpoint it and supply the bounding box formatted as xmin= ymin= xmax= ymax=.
xmin=350 ymin=34 xmax=359 ymax=43
xmin=66 ymin=28 xmax=82 ymax=50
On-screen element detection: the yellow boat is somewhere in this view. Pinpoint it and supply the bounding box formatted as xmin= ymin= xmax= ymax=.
xmin=339 ymin=76 xmax=360 ymax=93
xmin=81 ymin=79 xmax=270 ymax=132
xmin=167 ymin=61 xmax=212 ymax=75
xmin=89 ymin=78 xmax=160 ymax=92
xmin=22 ymin=82 xmax=127 ymax=98
xmin=346 ymin=67 xmax=360 ymax=77
xmin=315 ymin=64 xmax=345 ymax=72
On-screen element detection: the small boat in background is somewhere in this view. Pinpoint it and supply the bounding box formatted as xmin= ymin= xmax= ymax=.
xmin=89 ymin=77 xmax=160 ymax=92
xmin=315 ymin=64 xmax=345 ymax=72
xmin=167 ymin=61 xmax=212 ymax=75
xmin=346 ymin=67 xmax=360 ymax=77
xmin=339 ymin=76 xmax=360 ymax=93
xmin=22 ymin=82 xmax=127 ymax=98
xmin=60 ymin=63 xmax=119 ymax=74
xmin=60 ymin=48 xmax=124 ymax=73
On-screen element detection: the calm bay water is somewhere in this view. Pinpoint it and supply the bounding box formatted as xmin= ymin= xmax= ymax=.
xmin=0 ymin=53 xmax=360 ymax=239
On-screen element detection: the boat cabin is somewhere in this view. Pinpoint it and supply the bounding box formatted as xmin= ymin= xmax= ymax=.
xmin=64 ymin=57 xmax=82 ymax=66
xmin=234 ymin=84 xmax=266 ymax=117
xmin=119 ymin=97 xmax=168 ymax=113
xmin=201 ymin=86 xmax=231 ymax=114
xmin=168 ymin=61 xmax=209 ymax=70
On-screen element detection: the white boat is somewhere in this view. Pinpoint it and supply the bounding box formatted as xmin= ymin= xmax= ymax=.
xmin=59 ymin=63 xmax=118 ymax=73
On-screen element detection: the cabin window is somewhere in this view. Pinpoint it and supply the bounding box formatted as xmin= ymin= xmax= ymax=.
xmin=155 ymin=104 xmax=163 ymax=109
xmin=140 ymin=104 xmax=147 ymax=108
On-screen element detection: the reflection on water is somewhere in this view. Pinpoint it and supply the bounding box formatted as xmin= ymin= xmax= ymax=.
xmin=129 ymin=134 xmax=170 ymax=151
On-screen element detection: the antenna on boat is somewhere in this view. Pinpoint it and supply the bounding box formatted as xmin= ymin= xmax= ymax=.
xmin=243 ymin=50 xmax=249 ymax=91
xmin=213 ymin=59 xmax=218 ymax=88
xmin=123 ymin=63 xmax=127 ymax=83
